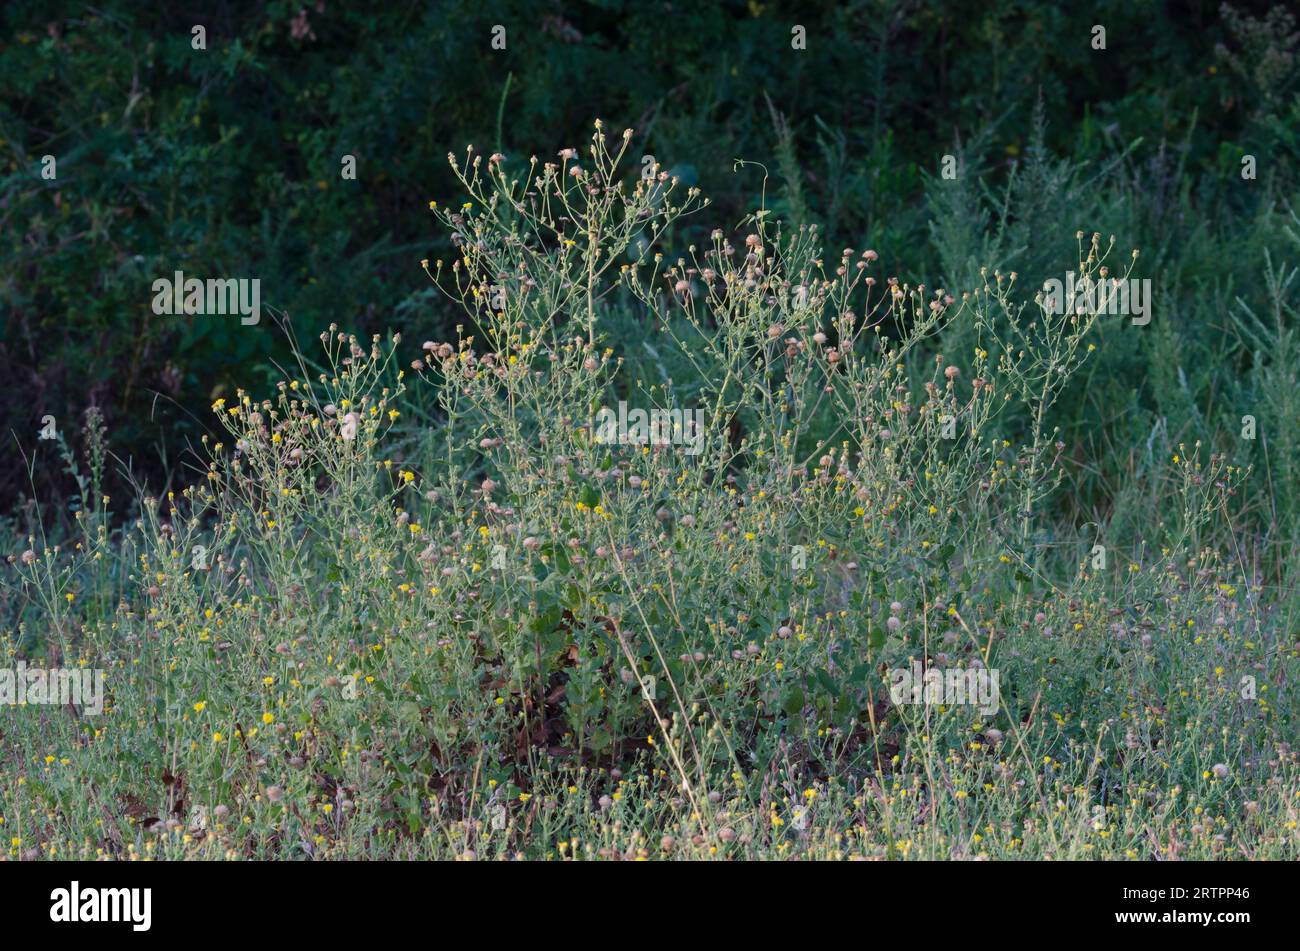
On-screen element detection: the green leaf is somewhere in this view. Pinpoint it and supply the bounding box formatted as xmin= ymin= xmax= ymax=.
xmin=781 ymin=686 xmax=805 ymax=716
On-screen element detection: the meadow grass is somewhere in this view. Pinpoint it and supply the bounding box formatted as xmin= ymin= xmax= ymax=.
xmin=1 ymin=125 xmax=1296 ymax=861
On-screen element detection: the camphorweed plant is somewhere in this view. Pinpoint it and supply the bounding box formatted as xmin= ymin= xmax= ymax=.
xmin=1 ymin=124 xmax=1295 ymax=860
